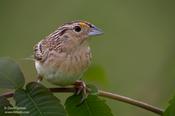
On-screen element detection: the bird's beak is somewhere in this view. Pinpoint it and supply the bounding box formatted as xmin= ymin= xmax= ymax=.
xmin=88 ymin=26 xmax=103 ymax=36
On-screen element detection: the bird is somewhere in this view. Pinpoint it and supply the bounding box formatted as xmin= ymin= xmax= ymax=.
xmin=33 ymin=20 xmax=103 ymax=95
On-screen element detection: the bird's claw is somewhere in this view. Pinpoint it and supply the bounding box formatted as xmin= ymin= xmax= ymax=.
xmin=74 ymin=80 xmax=88 ymax=103
xmin=36 ymin=75 xmax=43 ymax=83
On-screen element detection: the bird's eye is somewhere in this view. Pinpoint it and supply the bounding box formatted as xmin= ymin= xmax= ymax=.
xmin=74 ymin=26 xmax=81 ymax=32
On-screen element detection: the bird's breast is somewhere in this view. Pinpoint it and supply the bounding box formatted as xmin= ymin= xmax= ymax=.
xmin=35 ymin=45 xmax=91 ymax=85
xmin=58 ymin=46 xmax=92 ymax=75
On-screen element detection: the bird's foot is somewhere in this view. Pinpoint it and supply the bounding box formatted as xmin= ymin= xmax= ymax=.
xmin=74 ymin=80 xmax=88 ymax=103
xmin=36 ymin=75 xmax=43 ymax=83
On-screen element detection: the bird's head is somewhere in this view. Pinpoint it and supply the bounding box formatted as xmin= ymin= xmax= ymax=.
xmin=55 ymin=21 xmax=103 ymax=47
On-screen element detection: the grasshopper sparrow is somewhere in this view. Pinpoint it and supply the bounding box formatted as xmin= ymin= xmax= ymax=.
xmin=34 ymin=20 xmax=103 ymax=88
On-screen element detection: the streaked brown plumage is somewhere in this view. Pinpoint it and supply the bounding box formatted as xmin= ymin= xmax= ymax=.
xmin=34 ymin=20 xmax=103 ymax=86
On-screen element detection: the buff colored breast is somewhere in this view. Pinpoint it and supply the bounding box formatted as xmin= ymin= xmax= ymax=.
xmin=35 ymin=45 xmax=91 ymax=86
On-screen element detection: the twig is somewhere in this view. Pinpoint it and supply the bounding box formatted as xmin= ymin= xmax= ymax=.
xmin=1 ymin=87 xmax=164 ymax=115
xmin=98 ymin=90 xmax=164 ymax=115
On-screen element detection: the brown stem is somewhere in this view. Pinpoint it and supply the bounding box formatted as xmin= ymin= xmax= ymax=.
xmin=0 ymin=87 xmax=164 ymax=115
xmin=98 ymin=90 xmax=164 ymax=115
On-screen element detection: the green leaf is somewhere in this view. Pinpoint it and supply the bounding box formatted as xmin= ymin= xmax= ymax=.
xmin=14 ymin=82 xmax=66 ymax=116
xmin=0 ymin=96 xmax=12 ymax=115
xmin=0 ymin=58 xmax=25 ymax=89
xmin=87 ymin=84 xmax=98 ymax=95
xmin=65 ymin=95 xmax=113 ymax=116
xmin=84 ymin=65 xmax=108 ymax=85
xmin=163 ymin=95 xmax=175 ymax=116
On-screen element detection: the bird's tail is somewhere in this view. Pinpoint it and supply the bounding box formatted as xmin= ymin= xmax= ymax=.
xmin=19 ymin=55 xmax=35 ymax=61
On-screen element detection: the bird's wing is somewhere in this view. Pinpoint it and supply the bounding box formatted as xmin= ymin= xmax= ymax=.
xmin=34 ymin=28 xmax=67 ymax=62
xmin=33 ymin=39 xmax=49 ymax=62
xmin=34 ymin=36 xmax=63 ymax=62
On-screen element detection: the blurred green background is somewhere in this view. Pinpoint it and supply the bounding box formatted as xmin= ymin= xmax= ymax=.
xmin=0 ymin=0 xmax=175 ymax=116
